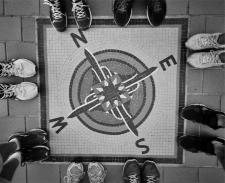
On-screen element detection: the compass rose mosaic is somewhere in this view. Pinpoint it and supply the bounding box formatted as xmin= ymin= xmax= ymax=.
xmin=37 ymin=18 xmax=188 ymax=163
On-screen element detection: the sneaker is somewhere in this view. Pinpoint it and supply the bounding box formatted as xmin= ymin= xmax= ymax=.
xmin=87 ymin=162 xmax=107 ymax=183
xmin=9 ymin=129 xmax=48 ymax=150
xmin=113 ymin=0 xmax=134 ymax=27
xmin=185 ymin=33 xmax=225 ymax=50
xmin=187 ymin=50 xmax=225 ymax=69
xmin=142 ymin=160 xmax=160 ymax=183
xmin=72 ymin=0 xmax=92 ymax=30
xmin=64 ymin=163 xmax=85 ymax=183
xmin=178 ymin=135 xmax=225 ymax=155
xmin=123 ymin=159 xmax=141 ymax=183
xmin=0 ymin=59 xmax=36 ymax=78
xmin=43 ymin=0 xmax=67 ymax=32
xmin=21 ymin=145 xmax=50 ymax=164
xmin=181 ymin=104 xmax=225 ymax=130
xmin=0 ymin=82 xmax=38 ymax=100
xmin=147 ymin=0 xmax=167 ymax=26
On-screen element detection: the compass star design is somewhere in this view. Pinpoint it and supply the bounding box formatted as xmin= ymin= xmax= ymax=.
xmin=68 ymin=49 xmax=158 ymax=136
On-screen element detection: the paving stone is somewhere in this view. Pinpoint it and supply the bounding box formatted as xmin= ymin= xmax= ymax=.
xmin=88 ymin=0 xmax=113 ymax=17
xmin=206 ymin=16 xmax=225 ymax=33
xmin=0 ymin=0 xmax=3 ymax=15
xmin=187 ymin=69 xmax=203 ymax=93
xmin=27 ymin=164 xmax=60 ymax=183
xmin=0 ymin=100 xmax=8 ymax=117
xmin=203 ymin=69 xmax=224 ymax=94
xmin=12 ymin=166 xmax=26 ymax=183
xmin=9 ymin=96 xmax=40 ymax=116
xmin=40 ymin=0 xmax=49 ymax=16
xmin=22 ymin=17 xmax=35 ymax=42
xmin=0 ymin=42 xmax=6 ymax=61
xmin=189 ymin=16 xmax=206 ymax=36
xmin=164 ymin=167 xmax=198 ymax=183
xmin=26 ymin=116 xmax=40 ymax=130
xmin=0 ymin=117 xmax=25 ymax=141
xmin=221 ymin=95 xmax=225 ymax=112
xmin=5 ymin=0 xmax=39 ymax=15
xmin=189 ymin=0 xmax=225 ymax=15
xmin=0 ymin=17 xmax=21 ymax=41
xmin=199 ymin=168 xmax=225 ymax=183
xmin=6 ymin=42 xmax=36 ymax=62
xmin=185 ymin=120 xmax=200 ymax=135
xmin=167 ymin=0 xmax=188 ymax=15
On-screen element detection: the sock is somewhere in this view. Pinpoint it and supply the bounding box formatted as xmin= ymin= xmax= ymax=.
xmin=217 ymin=33 xmax=225 ymax=45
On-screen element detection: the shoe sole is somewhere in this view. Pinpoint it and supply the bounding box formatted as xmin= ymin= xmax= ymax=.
xmin=112 ymin=0 xmax=133 ymax=27
xmin=32 ymin=145 xmax=50 ymax=161
xmin=122 ymin=159 xmax=139 ymax=177
xmin=73 ymin=7 xmax=92 ymax=30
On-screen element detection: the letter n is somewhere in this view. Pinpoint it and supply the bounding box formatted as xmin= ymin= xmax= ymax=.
xmin=70 ymin=29 xmax=88 ymax=48
xmin=49 ymin=117 xmax=68 ymax=134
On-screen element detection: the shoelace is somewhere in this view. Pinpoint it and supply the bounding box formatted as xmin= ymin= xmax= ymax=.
xmin=153 ymin=0 xmax=162 ymax=12
xmin=128 ymin=174 xmax=139 ymax=183
xmin=199 ymin=34 xmax=218 ymax=48
xmin=44 ymin=0 xmax=64 ymax=21
xmin=0 ymin=63 xmax=15 ymax=77
xmin=0 ymin=84 xmax=15 ymax=99
xmin=201 ymin=51 xmax=219 ymax=64
xmin=146 ymin=175 xmax=159 ymax=183
xmin=64 ymin=167 xmax=84 ymax=183
xmin=88 ymin=170 xmax=106 ymax=183
xmin=72 ymin=1 xmax=87 ymax=19
xmin=116 ymin=0 xmax=132 ymax=12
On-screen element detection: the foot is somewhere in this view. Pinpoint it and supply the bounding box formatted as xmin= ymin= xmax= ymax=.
xmin=147 ymin=0 xmax=167 ymax=26
xmin=142 ymin=160 xmax=160 ymax=183
xmin=181 ymin=104 xmax=225 ymax=129
xmin=113 ymin=0 xmax=134 ymax=27
xmin=185 ymin=33 xmax=225 ymax=50
xmin=72 ymin=0 xmax=92 ymax=30
xmin=9 ymin=129 xmax=48 ymax=150
xmin=87 ymin=162 xmax=107 ymax=183
xmin=0 ymin=82 xmax=38 ymax=100
xmin=43 ymin=0 xmax=67 ymax=32
xmin=64 ymin=162 xmax=85 ymax=183
xmin=123 ymin=159 xmax=141 ymax=183
xmin=178 ymin=135 xmax=225 ymax=155
xmin=0 ymin=59 xmax=36 ymax=78
xmin=20 ymin=145 xmax=50 ymax=165
xmin=187 ymin=50 xmax=225 ymax=69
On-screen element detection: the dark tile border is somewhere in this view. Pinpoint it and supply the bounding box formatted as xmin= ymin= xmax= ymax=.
xmin=37 ymin=18 xmax=188 ymax=164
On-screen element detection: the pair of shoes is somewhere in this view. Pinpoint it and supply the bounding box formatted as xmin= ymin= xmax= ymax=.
xmin=43 ymin=0 xmax=92 ymax=32
xmin=185 ymin=33 xmax=225 ymax=68
xmin=64 ymin=162 xmax=106 ymax=183
xmin=0 ymin=59 xmax=38 ymax=100
xmin=123 ymin=159 xmax=160 ymax=183
xmin=178 ymin=104 xmax=225 ymax=155
xmin=113 ymin=0 xmax=166 ymax=27
xmin=7 ymin=129 xmax=50 ymax=166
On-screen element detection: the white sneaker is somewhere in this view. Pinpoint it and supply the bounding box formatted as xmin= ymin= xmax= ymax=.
xmin=87 ymin=162 xmax=107 ymax=183
xmin=185 ymin=33 xmax=225 ymax=50
xmin=0 ymin=82 xmax=38 ymax=100
xmin=187 ymin=50 xmax=225 ymax=69
xmin=64 ymin=163 xmax=85 ymax=183
xmin=0 ymin=59 xmax=36 ymax=78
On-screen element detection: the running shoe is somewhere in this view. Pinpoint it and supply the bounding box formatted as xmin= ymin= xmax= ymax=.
xmin=72 ymin=0 xmax=92 ymax=30
xmin=87 ymin=162 xmax=107 ymax=183
xmin=147 ymin=0 xmax=167 ymax=26
xmin=187 ymin=50 xmax=225 ymax=69
xmin=64 ymin=162 xmax=85 ymax=183
xmin=0 ymin=82 xmax=38 ymax=100
xmin=113 ymin=0 xmax=134 ymax=27
xmin=123 ymin=159 xmax=141 ymax=183
xmin=44 ymin=0 xmax=67 ymax=32
xmin=185 ymin=33 xmax=225 ymax=50
xmin=0 ymin=59 xmax=36 ymax=78
xmin=142 ymin=160 xmax=160 ymax=183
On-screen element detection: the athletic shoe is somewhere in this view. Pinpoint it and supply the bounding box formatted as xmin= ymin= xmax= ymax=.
xmin=0 ymin=82 xmax=38 ymax=100
xmin=0 ymin=59 xmax=36 ymax=78
xmin=64 ymin=162 xmax=85 ymax=183
xmin=43 ymin=0 xmax=67 ymax=32
xmin=21 ymin=145 xmax=50 ymax=164
xmin=185 ymin=33 xmax=225 ymax=50
xmin=178 ymin=135 xmax=225 ymax=155
xmin=123 ymin=159 xmax=141 ymax=183
xmin=87 ymin=162 xmax=107 ymax=183
xmin=142 ymin=160 xmax=160 ymax=183
xmin=8 ymin=129 xmax=48 ymax=150
xmin=147 ymin=0 xmax=167 ymax=26
xmin=187 ymin=50 xmax=225 ymax=69
xmin=181 ymin=104 xmax=225 ymax=130
xmin=72 ymin=0 xmax=92 ymax=30
xmin=113 ymin=0 xmax=134 ymax=27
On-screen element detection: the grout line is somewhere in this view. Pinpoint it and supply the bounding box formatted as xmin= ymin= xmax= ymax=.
xmin=2 ymin=0 xmax=5 ymax=16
